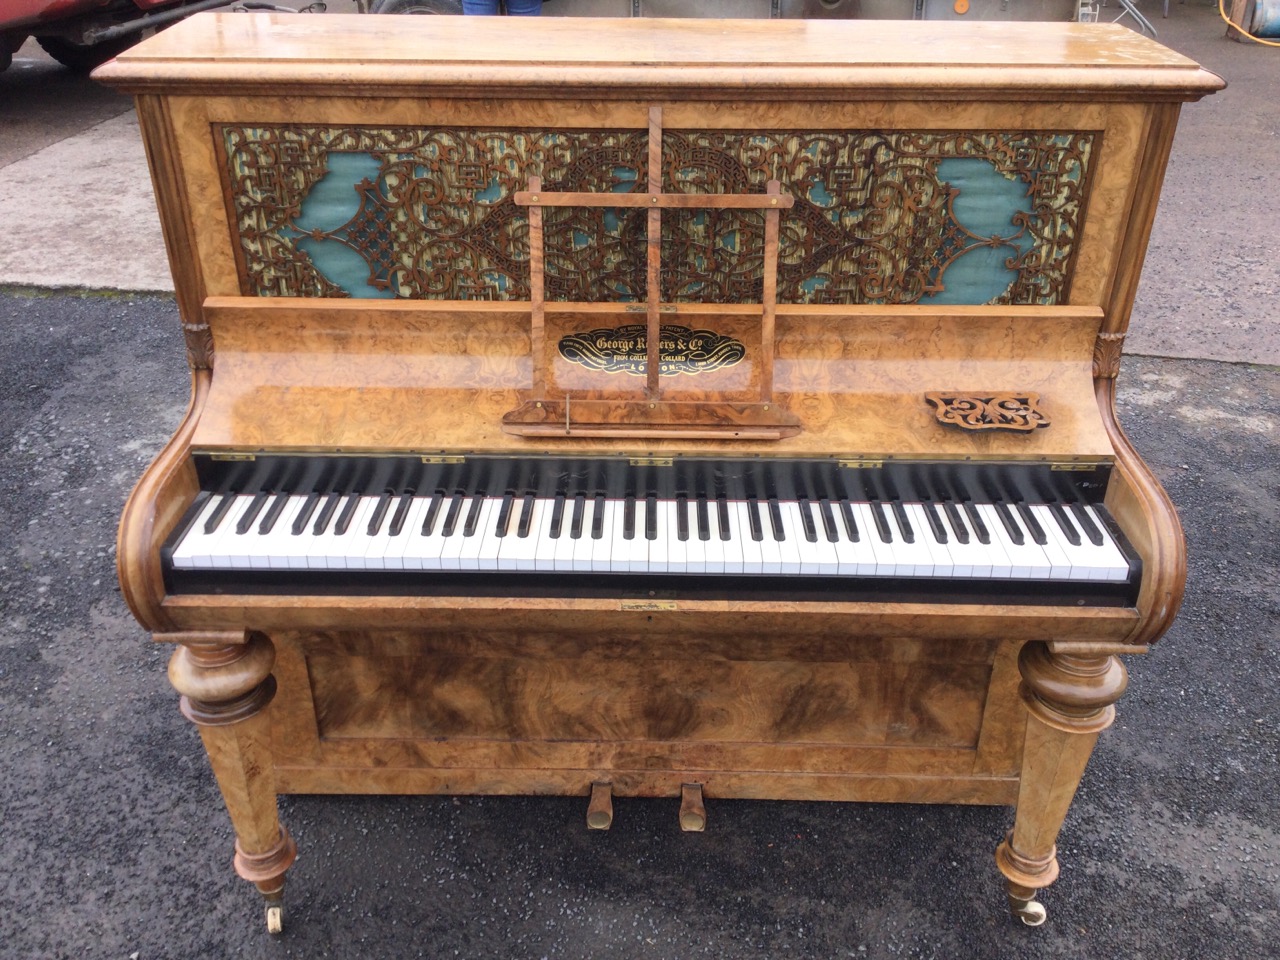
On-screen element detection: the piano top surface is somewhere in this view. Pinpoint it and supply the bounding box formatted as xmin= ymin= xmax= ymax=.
xmin=95 ymin=13 xmax=1223 ymax=101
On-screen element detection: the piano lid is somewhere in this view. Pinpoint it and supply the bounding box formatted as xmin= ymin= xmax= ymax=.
xmin=94 ymin=13 xmax=1224 ymax=103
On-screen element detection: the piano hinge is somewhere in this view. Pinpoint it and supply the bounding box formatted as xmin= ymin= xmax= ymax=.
xmin=421 ymin=455 xmax=466 ymax=464
xmin=838 ymin=459 xmax=884 ymax=469
xmin=1049 ymin=462 xmax=1096 ymax=471
xmin=629 ymin=457 xmax=673 ymax=467
xmin=209 ymin=453 xmax=256 ymax=462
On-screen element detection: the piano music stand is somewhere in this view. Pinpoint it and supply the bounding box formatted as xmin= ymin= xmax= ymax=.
xmin=503 ymin=107 xmax=802 ymax=440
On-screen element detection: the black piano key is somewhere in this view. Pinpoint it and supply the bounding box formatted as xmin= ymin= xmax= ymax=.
xmin=696 ymin=497 xmax=711 ymax=542
xmin=943 ymin=501 xmax=970 ymax=545
xmin=747 ymin=498 xmax=764 ymax=542
xmin=421 ymin=491 xmax=444 ymax=536
xmin=494 ymin=493 xmax=515 ymax=538
xmin=838 ymin=499 xmax=859 ymax=542
xmin=462 ymin=494 xmax=485 ymax=537
xmin=1049 ymin=502 xmax=1082 ymax=546
xmin=291 ymin=492 xmax=320 ymax=536
xmin=1071 ymin=502 xmax=1105 ymax=546
xmin=677 ymin=496 xmax=690 ymax=542
xmin=922 ymin=501 xmax=948 ymax=545
xmin=203 ymin=493 xmax=236 ymax=535
xmin=591 ymin=494 xmax=606 ymax=539
xmin=716 ymin=497 xmax=731 ymax=542
xmin=569 ymin=495 xmax=586 ymax=539
xmin=818 ymin=499 xmax=839 ymax=543
xmin=441 ymin=493 xmax=465 ymax=537
xmin=963 ymin=501 xmax=990 ymax=544
xmin=870 ymin=502 xmax=893 ymax=543
xmin=388 ymin=492 xmax=414 ymax=537
xmin=891 ymin=501 xmax=914 ymax=544
xmin=623 ymin=496 xmax=636 ymax=541
xmin=517 ymin=494 xmax=537 ymax=538
xmin=993 ymin=501 xmax=1025 ymax=546
xmin=798 ymin=499 xmax=818 ymax=543
xmin=334 ymin=491 xmax=364 ymax=536
xmin=768 ymin=499 xmax=785 ymax=541
xmin=313 ymin=491 xmax=342 ymax=536
xmin=258 ymin=490 xmax=292 ymax=536
xmin=548 ymin=493 xmax=566 ymax=539
xmin=365 ymin=491 xmax=393 ymax=537
xmin=646 ymin=495 xmax=659 ymax=541
xmin=235 ymin=491 xmax=270 ymax=535
xmin=1016 ymin=503 xmax=1048 ymax=545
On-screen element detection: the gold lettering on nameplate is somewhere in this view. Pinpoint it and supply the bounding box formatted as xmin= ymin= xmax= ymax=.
xmin=620 ymin=600 xmax=678 ymax=611
xmin=559 ymin=324 xmax=745 ymax=376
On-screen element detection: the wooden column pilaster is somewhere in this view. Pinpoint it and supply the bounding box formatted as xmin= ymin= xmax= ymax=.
xmin=995 ymin=641 xmax=1128 ymax=925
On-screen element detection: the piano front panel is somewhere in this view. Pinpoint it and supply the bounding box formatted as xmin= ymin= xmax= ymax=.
xmin=159 ymin=94 xmax=1152 ymax=315
xmin=266 ymin=627 xmax=1025 ymax=804
xmin=192 ymin=299 xmax=1112 ymax=460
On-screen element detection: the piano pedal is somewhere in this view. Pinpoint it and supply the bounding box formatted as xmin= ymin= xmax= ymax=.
xmin=679 ymin=783 xmax=707 ymax=833
xmin=586 ymin=781 xmax=613 ymax=830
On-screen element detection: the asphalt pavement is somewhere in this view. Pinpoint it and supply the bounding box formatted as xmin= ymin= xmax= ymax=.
xmin=0 ymin=4 xmax=1277 ymax=959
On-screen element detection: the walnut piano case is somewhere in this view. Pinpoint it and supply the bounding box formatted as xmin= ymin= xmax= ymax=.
xmin=96 ymin=14 xmax=1221 ymax=934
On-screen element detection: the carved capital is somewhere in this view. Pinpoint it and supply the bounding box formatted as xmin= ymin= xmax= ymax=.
xmin=1018 ymin=641 xmax=1127 ymax=734
xmin=168 ymin=633 xmax=276 ymax=726
xmin=182 ymin=321 xmax=214 ymax=370
xmin=1092 ymin=332 xmax=1125 ymax=380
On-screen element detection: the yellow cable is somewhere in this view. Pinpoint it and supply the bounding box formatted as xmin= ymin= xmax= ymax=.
xmin=1219 ymin=0 xmax=1280 ymax=46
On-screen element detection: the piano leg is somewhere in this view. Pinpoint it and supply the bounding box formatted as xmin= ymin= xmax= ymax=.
xmin=167 ymin=632 xmax=298 ymax=934
xmin=995 ymin=641 xmax=1129 ymax=926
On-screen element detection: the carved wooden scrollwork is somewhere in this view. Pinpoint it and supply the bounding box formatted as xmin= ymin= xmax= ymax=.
xmin=182 ymin=321 xmax=215 ymax=370
xmin=925 ymin=392 xmax=1050 ymax=432
xmin=1092 ymin=332 xmax=1125 ymax=380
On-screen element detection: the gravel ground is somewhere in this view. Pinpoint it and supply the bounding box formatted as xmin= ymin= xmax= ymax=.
xmin=0 ymin=290 xmax=1276 ymax=960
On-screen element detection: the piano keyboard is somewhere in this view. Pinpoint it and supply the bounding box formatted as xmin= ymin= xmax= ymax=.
xmin=163 ymin=454 xmax=1139 ymax=604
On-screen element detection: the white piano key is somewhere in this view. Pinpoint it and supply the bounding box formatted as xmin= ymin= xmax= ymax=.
xmin=979 ymin=504 xmax=1049 ymax=580
xmin=552 ymin=497 xmax=580 ymax=572
xmin=775 ymin=502 xmax=805 ymax=576
xmin=732 ymin=502 xmax=762 ymax=575
xmin=403 ymin=496 xmax=451 ymax=571
xmin=624 ymin=499 xmax=649 ymax=573
xmin=580 ymin=497 xmax=606 ymax=573
xmin=805 ymin=501 xmax=841 ymax=576
xmin=209 ymin=496 xmax=264 ymax=570
xmin=498 ymin=497 xmax=544 ymax=571
xmin=683 ymin=501 xmax=708 ymax=574
xmin=1081 ymin=505 xmax=1134 ymax=582
xmin=755 ymin=501 xmax=783 ymax=575
xmin=1027 ymin=504 xmax=1073 ymax=580
xmin=907 ymin=504 xmax=954 ymax=578
xmin=383 ymin=497 xmax=430 ymax=571
xmin=702 ymin=501 xmax=727 ymax=574
xmin=830 ymin=504 xmax=878 ymax=577
xmin=458 ymin=498 xmax=499 ymax=571
xmin=436 ymin=495 xmax=476 ymax=571
xmin=657 ymin=500 xmax=683 ymax=574
xmin=854 ymin=503 xmax=899 ymax=576
xmin=937 ymin=505 xmax=987 ymax=579
xmin=169 ymin=495 xmax=233 ymax=570
xmin=645 ymin=500 xmax=671 ymax=574
xmin=262 ymin=495 xmax=311 ymax=570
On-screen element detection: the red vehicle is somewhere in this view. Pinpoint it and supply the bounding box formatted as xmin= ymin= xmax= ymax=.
xmin=0 ymin=0 xmax=322 ymax=73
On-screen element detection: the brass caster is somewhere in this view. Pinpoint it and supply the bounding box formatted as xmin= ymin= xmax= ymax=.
xmin=1010 ymin=896 xmax=1047 ymax=927
xmin=266 ymin=903 xmax=284 ymax=935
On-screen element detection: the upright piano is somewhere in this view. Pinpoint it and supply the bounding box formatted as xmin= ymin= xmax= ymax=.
xmin=96 ymin=14 xmax=1222 ymax=933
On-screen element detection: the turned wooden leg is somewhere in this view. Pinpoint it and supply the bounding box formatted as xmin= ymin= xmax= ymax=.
xmin=167 ymin=632 xmax=297 ymax=934
xmin=995 ymin=641 xmax=1128 ymax=926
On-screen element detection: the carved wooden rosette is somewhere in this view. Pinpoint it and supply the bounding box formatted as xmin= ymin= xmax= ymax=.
xmin=167 ymin=633 xmax=297 ymax=901
xmin=995 ymin=641 xmax=1128 ymax=897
